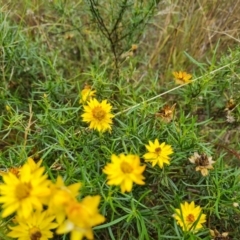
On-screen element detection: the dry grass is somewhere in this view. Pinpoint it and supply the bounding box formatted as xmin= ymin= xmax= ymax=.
xmin=143 ymin=0 xmax=240 ymax=78
xmin=2 ymin=0 xmax=240 ymax=80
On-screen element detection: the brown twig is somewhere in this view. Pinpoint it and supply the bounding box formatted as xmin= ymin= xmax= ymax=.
xmin=215 ymin=143 xmax=240 ymax=160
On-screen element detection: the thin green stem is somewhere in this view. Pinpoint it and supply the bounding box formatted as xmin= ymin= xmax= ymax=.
xmin=114 ymin=60 xmax=238 ymax=116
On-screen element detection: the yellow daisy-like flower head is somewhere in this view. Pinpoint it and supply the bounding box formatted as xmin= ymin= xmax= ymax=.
xmin=189 ymin=152 xmax=215 ymax=176
xmin=143 ymin=139 xmax=173 ymax=169
xmin=0 ymin=160 xmax=51 ymax=218
xmin=81 ymin=98 xmax=114 ymax=132
xmin=26 ymin=157 xmax=45 ymax=174
xmin=56 ymin=196 xmax=105 ymax=240
xmin=47 ymin=176 xmax=81 ymax=224
xmin=7 ymin=210 xmax=58 ymax=240
xmin=103 ymin=154 xmax=146 ymax=193
xmin=173 ymin=201 xmax=206 ymax=232
xmin=79 ymin=85 xmax=96 ymax=104
xmin=173 ymin=71 xmax=192 ymax=85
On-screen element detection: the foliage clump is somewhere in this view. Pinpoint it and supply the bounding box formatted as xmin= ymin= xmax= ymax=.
xmin=1 ymin=1 xmax=240 ymax=239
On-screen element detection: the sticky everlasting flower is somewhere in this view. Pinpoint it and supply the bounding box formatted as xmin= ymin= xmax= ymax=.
xmin=103 ymin=154 xmax=146 ymax=193
xmin=81 ymin=98 xmax=114 ymax=132
xmin=47 ymin=176 xmax=81 ymax=224
xmin=173 ymin=201 xmax=206 ymax=232
xmin=79 ymin=85 xmax=96 ymax=104
xmin=7 ymin=210 xmax=58 ymax=240
xmin=56 ymin=196 xmax=105 ymax=240
xmin=0 ymin=159 xmax=51 ymax=218
xmin=173 ymin=71 xmax=192 ymax=85
xmin=189 ymin=152 xmax=215 ymax=176
xmin=143 ymin=139 xmax=173 ymax=168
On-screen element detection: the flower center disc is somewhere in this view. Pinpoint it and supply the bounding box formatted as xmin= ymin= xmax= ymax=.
xmin=92 ymin=106 xmax=106 ymax=121
xmin=29 ymin=227 xmax=42 ymax=240
xmin=155 ymin=147 xmax=161 ymax=154
xmin=67 ymin=203 xmax=82 ymax=221
xmin=186 ymin=214 xmax=195 ymax=223
xmin=16 ymin=182 xmax=32 ymax=200
xmin=121 ymin=162 xmax=133 ymax=173
xmin=199 ymin=155 xmax=210 ymax=166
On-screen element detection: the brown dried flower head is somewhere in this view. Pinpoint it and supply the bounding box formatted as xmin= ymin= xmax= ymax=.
xmin=210 ymin=229 xmax=230 ymax=240
xmin=0 ymin=167 xmax=21 ymax=178
xmin=189 ymin=152 xmax=215 ymax=176
xmin=155 ymin=104 xmax=176 ymax=123
xmin=225 ymin=98 xmax=236 ymax=111
xmin=226 ymin=112 xmax=235 ymax=123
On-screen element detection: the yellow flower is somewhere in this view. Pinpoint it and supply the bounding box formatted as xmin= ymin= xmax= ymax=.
xmin=81 ymin=98 xmax=114 ymax=132
xmin=0 ymin=160 xmax=51 ymax=218
xmin=79 ymin=85 xmax=96 ymax=104
xmin=189 ymin=152 xmax=215 ymax=176
xmin=173 ymin=71 xmax=192 ymax=85
xmin=0 ymin=158 xmax=39 ymax=178
xmin=56 ymin=196 xmax=105 ymax=240
xmin=143 ymin=139 xmax=173 ymax=168
xmin=173 ymin=201 xmax=206 ymax=232
xmin=7 ymin=210 xmax=58 ymax=240
xmin=103 ymin=154 xmax=146 ymax=193
xmin=26 ymin=157 xmax=45 ymax=174
xmin=47 ymin=176 xmax=81 ymax=224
